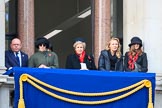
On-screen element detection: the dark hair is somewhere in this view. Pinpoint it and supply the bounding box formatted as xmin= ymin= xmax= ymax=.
xmin=48 ymin=43 xmax=53 ymax=51
xmin=35 ymin=37 xmax=49 ymax=49
xmin=74 ymin=37 xmax=85 ymax=43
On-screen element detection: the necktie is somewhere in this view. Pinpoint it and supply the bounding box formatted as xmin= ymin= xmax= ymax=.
xmin=15 ymin=52 xmax=20 ymax=67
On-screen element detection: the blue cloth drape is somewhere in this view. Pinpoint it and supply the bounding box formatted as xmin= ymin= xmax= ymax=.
xmin=12 ymin=67 xmax=155 ymax=108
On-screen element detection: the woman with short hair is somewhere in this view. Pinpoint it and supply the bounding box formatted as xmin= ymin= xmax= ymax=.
xmin=65 ymin=38 xmax=96 ymax=70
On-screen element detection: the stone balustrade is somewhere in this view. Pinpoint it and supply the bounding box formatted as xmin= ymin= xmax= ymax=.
xmin=0 ymin=75 xmax=14 ymax=108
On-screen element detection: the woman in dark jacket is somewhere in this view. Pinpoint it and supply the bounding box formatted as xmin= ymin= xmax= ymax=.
xmin=124 ymin=36 xmax=148 ymax=72
xmin=98 ymin=37 xmax=123 ymax=71
xmin=66 ymin=38 xmax=96 ymax=70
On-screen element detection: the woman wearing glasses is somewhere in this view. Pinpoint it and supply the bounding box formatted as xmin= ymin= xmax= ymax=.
xmin=28 ymin=37 xmax=59 ymax=68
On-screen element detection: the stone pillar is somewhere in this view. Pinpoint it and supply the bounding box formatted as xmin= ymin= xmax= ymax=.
xmin=0 ymin=85 xmax=10 ymax=108
xmin=123 ymin=0 xmax=162 ymax=74
xmin=0 ymin=0 xmax=6 ymax=74
xmin=0 ymin=75 xmax=14 ymax=108
xmin=123 ymin=0 xmax=162 ymax=107
xmin=17 ymin=0 xmax=35 ymax=57
xmin=94 ymin=0 xmax=111 ymax=67
xmin=123 ymin=0 xmax=144 ymax=52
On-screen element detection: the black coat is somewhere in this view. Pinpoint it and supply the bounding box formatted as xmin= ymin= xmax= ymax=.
xmin=65 ymin=53 xmax=96 ymax=70
xmin=124 ymin=52 xmax=148 ymax=72
xmin=98 ymin=50 xmax=124 ymax=71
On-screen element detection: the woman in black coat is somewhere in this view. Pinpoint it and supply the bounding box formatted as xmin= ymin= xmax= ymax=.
xmin=66 ymin=38 xmax=96 ymax=70
xmin=98 ymin=37 xmax=123 ymax=71
xmin=124 ymin=36 xmax=148 ymax=72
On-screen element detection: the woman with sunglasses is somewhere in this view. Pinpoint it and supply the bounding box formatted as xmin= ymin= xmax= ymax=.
xmin=28 ymin=37 xmax=59 ymax=68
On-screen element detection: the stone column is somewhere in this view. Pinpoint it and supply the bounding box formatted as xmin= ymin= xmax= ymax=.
xmin=17 ymin=0 xmax=35 ymax=57
xmin=93 ymin=0 xmax=111 ymax=67
xmin=0 ymin=0 xmax=6 ymax=74
xmin=123 ymin=0 xmax=162 ymax=74
xmin=123 ymin=0 xmax=144 ymax=52
xmin=123 ymin=0 xmax=162 ymax=107
xmin=0 ymin=76 xmax=14 ymax=108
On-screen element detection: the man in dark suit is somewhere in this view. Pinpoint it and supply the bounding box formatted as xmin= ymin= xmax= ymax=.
xmin=5 ymin=38 xmax=28 ymax=70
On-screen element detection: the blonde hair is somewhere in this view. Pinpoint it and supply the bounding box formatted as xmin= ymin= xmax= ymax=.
xmin=106 ymin=37 xmax=121 ymax=58
xmin=73 ymin=41 xmax=86 ymax=50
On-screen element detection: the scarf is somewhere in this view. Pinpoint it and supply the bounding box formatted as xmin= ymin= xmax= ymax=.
xmin=128 ymin=52 xmax=139 ymax=70
xmin=76 ymin=51 xmax=86 ymax=63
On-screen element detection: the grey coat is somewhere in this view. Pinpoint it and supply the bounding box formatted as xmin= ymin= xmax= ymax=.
xmin=98 ymin=50 xmax=124 ymax=71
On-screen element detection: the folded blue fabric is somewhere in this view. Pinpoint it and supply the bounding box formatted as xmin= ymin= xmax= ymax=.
xmin=3 ymin=67 xmax=14 ymax=76
xmin=13 ymin=67 xmax=155 ymax=108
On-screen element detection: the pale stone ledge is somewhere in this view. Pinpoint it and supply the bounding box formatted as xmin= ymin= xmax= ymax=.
xmin=156 ymin=73 xmax=162 ymax=91
xmin=0 ymin=66 xmax=6 ymax=75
